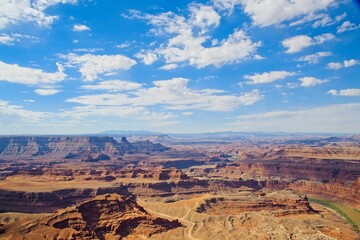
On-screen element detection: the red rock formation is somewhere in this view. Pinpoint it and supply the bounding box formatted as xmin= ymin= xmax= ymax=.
xmin=196 ymin=191 xmax=315 ymax=216
xmin=0 ymin=194 xmax=181 ymax=240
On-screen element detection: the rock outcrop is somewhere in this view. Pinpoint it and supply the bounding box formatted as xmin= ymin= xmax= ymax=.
xmin=0 ymin=136 xmax=169 ymax=159
xmin=0 ymin=186 xmax=130 ymax=213
xmin=196 ymin=190 xmax=315 ymax=216
xmin=0 ymin=194 xmax=181 ymax=240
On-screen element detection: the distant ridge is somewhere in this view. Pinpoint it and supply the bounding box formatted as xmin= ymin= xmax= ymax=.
xmin=99 ymin=130 xmax=163 ymax=135
xmin=0 ymin=136 xmax=169 ymax=159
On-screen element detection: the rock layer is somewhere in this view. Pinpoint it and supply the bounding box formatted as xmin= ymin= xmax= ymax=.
xmin=0 ymin=194 xmax=181 ymax=240
xmin=0 ymin=136 xmax=169 ymax=159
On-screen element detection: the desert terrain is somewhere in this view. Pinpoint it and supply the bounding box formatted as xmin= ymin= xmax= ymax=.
xmin=0 ymin=134 xmax=359 ymax=239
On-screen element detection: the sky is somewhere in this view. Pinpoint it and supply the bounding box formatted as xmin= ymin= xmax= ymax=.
xmin=0 ymin=0 xmax=360 ymax=134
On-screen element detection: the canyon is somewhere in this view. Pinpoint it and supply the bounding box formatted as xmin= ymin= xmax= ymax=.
xmin=0 ymin=135 xmax=359 ymax=239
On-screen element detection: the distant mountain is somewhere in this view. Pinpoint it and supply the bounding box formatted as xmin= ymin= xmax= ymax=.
xmin=99 ymin=130 xmax=163 ymax=135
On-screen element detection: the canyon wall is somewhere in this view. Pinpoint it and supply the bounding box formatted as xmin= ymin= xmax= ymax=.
xmin=0 ymin=136 xmax=169 ymax=159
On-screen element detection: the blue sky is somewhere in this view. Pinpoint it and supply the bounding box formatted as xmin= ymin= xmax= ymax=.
xmin=0 ymin=0 xmax=359 ymax=134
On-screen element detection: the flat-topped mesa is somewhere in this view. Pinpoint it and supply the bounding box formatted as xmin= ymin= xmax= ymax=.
xmin=0 ymin=136 xmax=169 ymax=159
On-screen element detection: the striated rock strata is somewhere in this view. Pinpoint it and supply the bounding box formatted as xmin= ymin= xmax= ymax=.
xmin=196 ymin=190 xmax=315 ymax=217
xmin=0 ymin=194 xmax=181 ymax=240
xmin=0 ymin=136 xmax=169 ymax=159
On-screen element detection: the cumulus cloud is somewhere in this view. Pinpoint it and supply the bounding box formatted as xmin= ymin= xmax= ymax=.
xmin=188 ymin=3 xmax=221 ymax=31
xmin=299 ymin=77 xmax=328 ymax=87
xmin=63 ymin=53 xmax=136 ymax=81
xmin=327 ymin=59 xmax=359 ymax=70
xmin=213 ymin=0 xmax=336 ymax=27
xmin=72 ymin=24 xmax=91 ymax=31
xmin=81 ymin=80 xmax=142 ymax=92
xmin=229 ymin=103 xmax=360 ymax=133
xmin=327 ymin=89 xmax=360 ymax=96
xmin=68 ymin=78 xmax=262 ymax=111
xmin=244 ymin=71 xmax=296 ymax=84
xmin=0 ymin=0 xmax=77 ymax=29
xmin=282 ymin=33 xmax=334 ymax=53
xmin=135 ymin=52 xmax=158 ymax=65
xmin=128 ymin=4 xmax=261 ymax=69
xmin=337 ymin=21 xmax=360 ymax=33
xmin=0 ymin=61 xmax=66 ymax=85
xmin=297 ymin=52 xmax=332 ymax=64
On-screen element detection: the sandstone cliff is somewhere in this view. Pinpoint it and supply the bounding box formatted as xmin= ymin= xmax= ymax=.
xmin=0 ymin=136 xmax=169 ymax=159
xmin=0 ymin=194 xmax=181 ymax=240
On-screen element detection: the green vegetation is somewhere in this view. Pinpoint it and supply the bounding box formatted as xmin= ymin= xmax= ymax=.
xmin=308 ymin=197 xmax=359 ymax=231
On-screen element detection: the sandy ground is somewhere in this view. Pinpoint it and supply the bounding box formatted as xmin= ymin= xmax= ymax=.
xmin=137 ymin=193 xmax=360 ymax=240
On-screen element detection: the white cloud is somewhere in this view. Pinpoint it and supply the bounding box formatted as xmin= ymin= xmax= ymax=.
xmin=81 ymin=80 xmax=142 ymax=92
xmin=0 ymin=0 xmax=77 ymax=29
xmin=290 ymin=11 xmax=345 ymax=29
xmin=299 ymin=77 xmax=328 ymax=87
xmin=0 ymin=100 xmax=50 ymax=124
xmin=290 ymin=13 xmax=322 ymax=27
xmin=327 ymin=89 xmax=338 ymax=95
xmin=188 ymin=3 xmax=221 ymax=32
xmin=129 ymin=5 xmax=261 ymax=69
xmin=73 ymin=24 xmax=91 ymax=32
xmin=226 ymin=0 xmax=336 ymax=27
xmin=68 ymin=78 xmax=262 ymax=111
xmin=335 ymin=12 xmax=347 ymax=22
xmin=0 ymin=33 xmax=39 ymax=45
xmin=0 ymin=34 xmax=15 ymax=45
xmin=34 ymin=88 xmax=62 ymax=95
xmin=327 ymin=59 xmax=359 ymax=70
xmin=328 ymin=89 xmax=360 ymax=96
xmin=282 ymin=35 xmax=312 ymax=54
xmin=244 ymin=71 xmax=296 ymax=84
xmin=229 ymin=103 xmax=360 ymax=133
xmin=212 ymin=0 xmax=241 ymax=15
xmin=313 ymin=33 xmax=334 ymax=44
xmin=160 ymin=64 xmax=178 ymax=70
xmin=297 ymin=52 xmax=332 ymax=64
xmin=312 ymin=15 xmax=333 ymax=28
xmin=337 ymin=21 xmax=360 ymax=33
xmin=327 ymin=62 xmax=342 ymax=70
xmin=0 ymin=61 xmax=66 ymax=85
xmin=116 ymin=41 xmax=134 ymax=49
xmin=73 ymin=48 xmax=103 ymax=53
xmin=63 ymin=53 xmax=136 ymax=81
xmin=282 ymin=33 xmax=335 ymax=53
xmin=59 ymin=105 xmax=176 ymax=122
xmin=0 ymin=99 xmax=176 ymax=133
xmin=135 ymin=52 xmax=158 ymax=65
xmin=344 ymin=59 xmax=359 ymax=68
